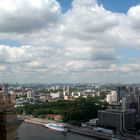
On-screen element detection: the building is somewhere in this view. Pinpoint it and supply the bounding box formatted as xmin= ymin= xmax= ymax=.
xmin=116 ymin=86 xmax=126 ymax=101
xmin=122 ymin=96 xmax=138 ymax=115
xmin=106 ymin=91 xmax=118 ymax=104
xmin=106 ymin=94 xmax=111 ymax=104
xmin=63 ymin=85 xmax=70 ymax=96
xmin=50 ymin=92 xmax=61 ymax=98
xmin=0 ymin=87 xmax=22 ymax=140
xmin=98 ymin=109 xmax=136 ymax=131
xmin=110 ymin=91 xmax=118 ymax=103
xmin=0 ymin=84 xmax=3 ymax=90
xmin=27 ymin=91 xmax=32 ymax=99
xmin=138 ymin=95 xmax=140 ymax=119
xmin=3 ymin=84 xmax=8 ymax=96
xmin=46 ymin=114 xmax=63 ymax=121
xmin=67 ymin=85 xmax=70 ymax=94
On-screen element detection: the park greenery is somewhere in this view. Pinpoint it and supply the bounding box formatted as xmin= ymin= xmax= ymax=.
xmin=17 ymin=97 xmax=107 ymax=123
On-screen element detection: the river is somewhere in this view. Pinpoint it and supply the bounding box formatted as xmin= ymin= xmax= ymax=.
xmin=18 ymin=122 xmax=97 ymax=140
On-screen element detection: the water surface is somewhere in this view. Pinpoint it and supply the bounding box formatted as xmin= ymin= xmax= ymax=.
xmin=19 ymin=123 xmax=97 ymax=140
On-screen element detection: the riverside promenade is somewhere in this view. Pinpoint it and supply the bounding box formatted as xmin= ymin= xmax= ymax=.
xmin=67 ymin=125 xmax=140 ymax=140
xmin=67 ymin=125 xmax=112 ymax=140
xmin=24 ymin=118 xmax=45 ymax=125
xmin=19 ymin=116 xmax=140 ymax=140
xmin=18 ymin=115 xmax=48 ymax=125
xmin=22 ymin=117 xmax=113 ymax=140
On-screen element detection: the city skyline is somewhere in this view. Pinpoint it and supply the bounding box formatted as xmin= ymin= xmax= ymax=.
xmin=0 ymin=0 xmax=140 ymax=83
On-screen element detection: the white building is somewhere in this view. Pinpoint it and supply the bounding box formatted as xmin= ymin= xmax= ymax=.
xmin=50 ymin=92 xmax=61 ymax=98
xmin=111 ymin=91 xmax=118 ymax=103
xmin=64 ymin=95 xmax=69 ymax=100
xmin=27 ymin=91 xmax=32 ymax=99
xmin=106 ymin=91 xmax=118 ymax=104
xmin=106 ymin=94 xmax=111 ymax=104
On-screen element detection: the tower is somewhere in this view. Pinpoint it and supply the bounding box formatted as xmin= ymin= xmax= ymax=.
xmin=0 ymin=85 xmax=22 ymax=140
xmin=137 ymin=94 xmax=140 ymax=119
xmin=122 ymin=97 xmax=127 ymax=111
xmin=67 ymin=85 xmax=70 ymax=95
xmin=3 ymin=84 xmax=8 ymax=96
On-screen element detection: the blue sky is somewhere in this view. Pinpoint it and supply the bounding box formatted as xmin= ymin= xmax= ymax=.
xmin=0 ymin=39 xmax=21 ymax=47
xmin=0 ymin=0 xmax=140 ymax=83
xmin=57 ymin=0 xmax=72 ymax=12
xmin=98 ymin=0 xmax=140 ymax=13
xmin=58 ymin=0 xmax=140 ymax=13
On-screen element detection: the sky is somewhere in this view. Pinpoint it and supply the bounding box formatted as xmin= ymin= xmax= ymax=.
xmin=0 ymin=0 xmax=140 ymax=84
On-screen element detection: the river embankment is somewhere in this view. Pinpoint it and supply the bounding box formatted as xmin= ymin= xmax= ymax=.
xmin=19 ymin=116 xmax=139 ymax=140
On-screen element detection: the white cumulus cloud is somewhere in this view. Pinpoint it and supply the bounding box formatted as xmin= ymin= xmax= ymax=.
xmin=0 ymin=0 xmax=140 ymax=83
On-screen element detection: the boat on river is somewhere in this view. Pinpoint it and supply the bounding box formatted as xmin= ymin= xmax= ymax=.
xmin=44 ymin=123 xmax=68 ymax=132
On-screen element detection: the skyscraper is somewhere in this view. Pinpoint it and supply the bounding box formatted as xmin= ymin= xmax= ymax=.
xmin=3 ymin=84 xmax=8 ymax=96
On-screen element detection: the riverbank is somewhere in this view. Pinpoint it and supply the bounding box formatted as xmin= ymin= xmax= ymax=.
xmin=22 ymin=118 xmax=113 ymax=139
xmin=24 ymin=119 xmax=45 ymax=125
xmin=23 ymin=119 xmax=110 ymax=139
xmin=22 ymin=116 xmax=66 ymax=126
xmin=20 ymin=116 xmax=140 ymax=140
xmin=68 ymin=125 xmax=112 ymax=140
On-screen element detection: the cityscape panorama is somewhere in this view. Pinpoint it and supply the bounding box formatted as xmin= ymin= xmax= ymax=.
xmin=0 ymin=0 xmax=140 ymax=140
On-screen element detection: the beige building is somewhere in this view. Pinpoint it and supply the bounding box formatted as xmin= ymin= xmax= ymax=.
xmin=0 ymin=86 xmax=22 ymax=140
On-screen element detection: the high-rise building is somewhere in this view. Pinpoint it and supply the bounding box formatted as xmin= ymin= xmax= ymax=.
xmin=63 ymin=85 xmax=70 ymax=96
xmin=111 ymin=90 xmax=118 ymax=103
xmin=137 ymin=95 xmax=140 ymax=119
xmin=98 ymin=109 xmax=136 ymax=131
xmin=122 ymin=98 xmax=127 ymax=111
xmin=27 ymin=91 xmax=32 ymax=99
xmin=3 ymin=84 xmax=8 ymax=96
xmin=122 ymin=96 xmax=138 ymax=114
xmin=67 ymin=85 xmax=70 ymax=94
xmin=116 ymin=86 xmax=126 ymax=101
xmin=106 ymin=91 xmax=118 ymax=104
xmin=106 ymin=94 xmax=111 ymax=104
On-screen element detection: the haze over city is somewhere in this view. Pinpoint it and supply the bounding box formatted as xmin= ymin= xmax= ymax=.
xmin=0 ymin=0 xmax=140 ymax=83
